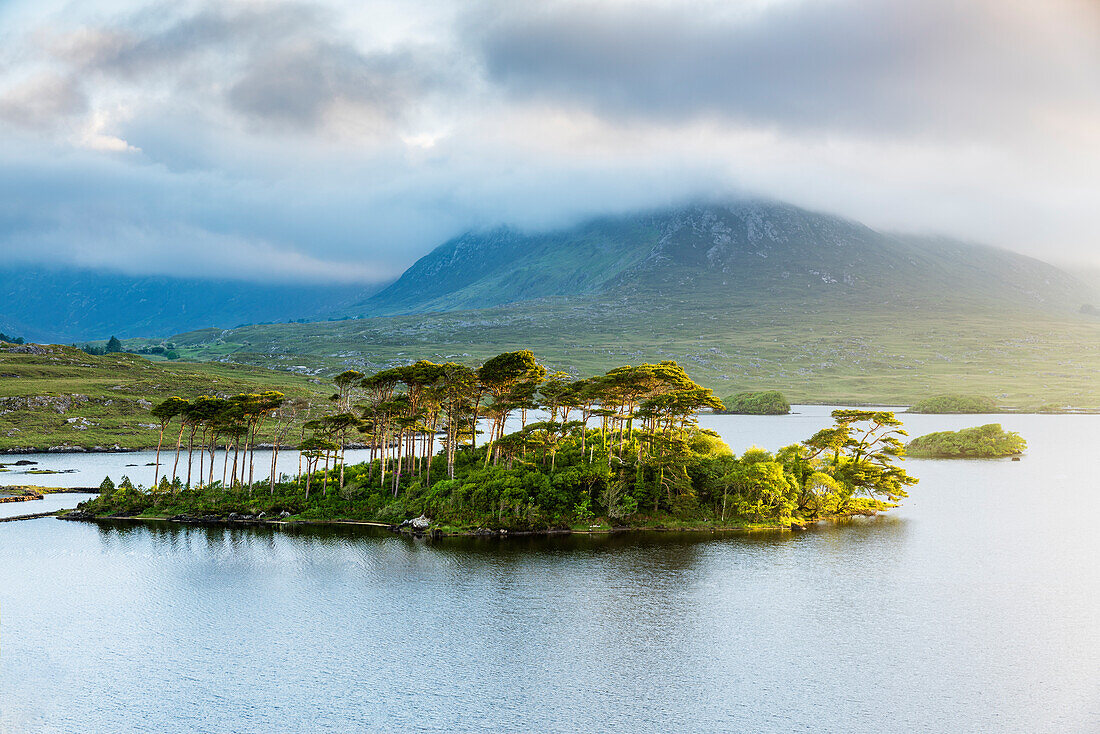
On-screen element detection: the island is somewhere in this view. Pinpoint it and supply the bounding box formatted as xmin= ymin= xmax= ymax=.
xmin=907 ymin=394 xmax=999 ymax=414
xmin=720 ymin=391 xmax=791 ymax=415
xmin=906 ymin=424 xmax=1026 ymax=458
xmin=68 ymin=352 xmax=917 ymax=535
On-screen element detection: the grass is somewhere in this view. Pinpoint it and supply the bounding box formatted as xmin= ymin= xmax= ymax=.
xmin=0 ymin=345 xmax=330 ymax=451
xmin=158 ymin=292 xmax=1100 ymax=409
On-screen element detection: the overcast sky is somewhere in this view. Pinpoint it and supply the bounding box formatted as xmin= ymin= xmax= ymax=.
xmin=2 ymin=0 xmax=1098 ymax=283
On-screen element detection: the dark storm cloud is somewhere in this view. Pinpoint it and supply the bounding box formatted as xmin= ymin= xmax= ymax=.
xmin=475 ymin=0 xmax=1098 ymax=136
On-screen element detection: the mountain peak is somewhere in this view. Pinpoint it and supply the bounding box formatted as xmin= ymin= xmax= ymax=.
xmin=361 ymin=199 xmax=1089 ymax=316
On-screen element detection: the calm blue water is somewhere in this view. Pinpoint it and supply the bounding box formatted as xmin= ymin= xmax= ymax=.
xmin=2 ymin=409 xmax=1098 ymax=732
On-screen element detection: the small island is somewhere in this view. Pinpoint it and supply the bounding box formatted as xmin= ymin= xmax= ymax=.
xmin=69 ymin=353 xmax=916 ymax=534
xmin=907 ymin=394 xmax=998 ymax=414
xmin=906 ymin=423 xmax=1026 ymax=458
xmin=720 ymin=391 xmax=791 ymax=415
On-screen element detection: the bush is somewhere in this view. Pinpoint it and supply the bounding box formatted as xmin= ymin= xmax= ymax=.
xmin=721 ymin=391 xmax=791 ymax=415
xmin=908 ymin=394 xmax=998 ymax=414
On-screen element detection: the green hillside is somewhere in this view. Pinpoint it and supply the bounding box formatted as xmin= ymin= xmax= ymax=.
xmin=147 ymin=201 xmax=1099 ymax=409
xmin=0 ymin=344 xmax=328 ymax=451
xmin=158 ymin=292 xmax=1100 ymax=409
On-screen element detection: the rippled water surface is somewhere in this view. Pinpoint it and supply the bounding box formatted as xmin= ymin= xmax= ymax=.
xmin=2 ymin=409 xmax=1098 ymax=732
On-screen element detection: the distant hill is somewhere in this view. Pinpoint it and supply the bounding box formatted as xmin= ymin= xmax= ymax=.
xmin=8 ymin=199 xmax=1100 ymax=408
xmin=0 ymin=266 xmax=383 ymax=343
xmin=0 ymin=343 xmax=328 ymax=452
xmin=361 ymin=201 xmax=1091 ymax=315
xmin=5 ymin=201 xmax=1091 ymax=343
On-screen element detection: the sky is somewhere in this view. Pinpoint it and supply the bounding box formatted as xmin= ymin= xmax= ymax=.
xmin=1 ymin=0 xmax=1098 ymax=284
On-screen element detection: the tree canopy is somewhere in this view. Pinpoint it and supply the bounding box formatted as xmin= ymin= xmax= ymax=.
xmin=83 ymin=352 xmax=917 ymax=532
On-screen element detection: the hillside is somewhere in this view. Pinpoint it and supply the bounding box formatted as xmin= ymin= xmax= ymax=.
xmin=361 ymin=201 xmax=1091 ymax=315
xmin=162 ymin=286 xmax=1100 ymax=409
xmin=0 ymin=343 xmax=329 ymax=452
xmin=143 ymin=199 xmax=1100 ymax=409
xmin=0 ymin=266 xmax=382 ymax=343
xmin=14 ymin=199 xmax=1100 ymax=409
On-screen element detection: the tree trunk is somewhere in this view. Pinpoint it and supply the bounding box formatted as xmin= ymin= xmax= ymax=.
xmin=339 ymin=441 xmax=346 ymax=491
xmin=153 ymin=425 xmax=165 ymax=489
xmin=223 ymin=445 xmax=230 ymax=488
xmin=198 ymin=427 xmax=206 ymax=488
xmin=185 ymin=427 xmax=195 ymax=488
xmin=208 ymin=434 xmax=217 ymax=488
xmin=231 ymin=438 xmax=240 ymax=489
xmin=171 ymin=423 xmax=185 ymax=484
xmin=270 ymin=441 xmax=279 ymax=495
xmin=248 ymin=421 xmax=258 ymax=492
xmin=305 ymin=456 xmax=312 ymax=499
xmin=322 ymin=451 xmax=330 ymax=497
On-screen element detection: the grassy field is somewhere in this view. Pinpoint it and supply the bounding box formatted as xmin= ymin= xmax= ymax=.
xmin=0 ymin=345 xmax=329 ymax=451
xmin=9 ymin=291 xmax=1099 ymax=456
xmin=157 ymin=293 xmax=1100 ymax=409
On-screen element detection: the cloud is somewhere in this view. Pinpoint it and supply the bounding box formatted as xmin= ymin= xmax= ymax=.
xmin=475 ymin=0 xmax=1100 ymax=139
xmin=30 ymin=1 xmax=455 ymax=135
xmin=0 ymin=72 xmax=87 ymax=127
xmin=0 ymin=0 xmax=1098 ymax=284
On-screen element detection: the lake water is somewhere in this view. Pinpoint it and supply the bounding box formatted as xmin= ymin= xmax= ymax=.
xmin=2 ymin=408 xmax=1098 ymax=732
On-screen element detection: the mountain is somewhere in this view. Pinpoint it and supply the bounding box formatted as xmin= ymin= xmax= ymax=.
xmin=360 ymin=201 xmax=1091 ymax=315
xmin=160 ymin=200 xmax=1100 ymax=408
xmin=5 ymin=200 xmax=1090 ymax=344
xmin=0 ymin=266 xmax=383 ymax=343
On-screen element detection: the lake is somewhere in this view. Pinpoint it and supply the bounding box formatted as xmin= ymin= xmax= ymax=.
xmin=2 ymin=408 xmax=1097 ymax=732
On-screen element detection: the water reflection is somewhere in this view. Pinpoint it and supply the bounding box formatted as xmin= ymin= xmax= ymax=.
xmin=2 ymin=410 xmax=1098 ymax=733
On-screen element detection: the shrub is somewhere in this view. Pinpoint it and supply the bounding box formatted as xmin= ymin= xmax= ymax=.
xmin=908 ymin=394 xmax=998 ymax=414
xmin=722 ymin=391 xmax=791 ymax=415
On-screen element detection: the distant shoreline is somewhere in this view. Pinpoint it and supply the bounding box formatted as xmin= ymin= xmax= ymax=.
xmin=4 ymin=407 xmax=1097 ymax=456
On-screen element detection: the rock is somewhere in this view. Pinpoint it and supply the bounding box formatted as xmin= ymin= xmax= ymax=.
xmin=58 ymin=510 xmax=91 ymax=521
xmin=410 ymin=514 xmax=431 ymax=530
xmin=13 ymin=460 xmax=37 ymax=466
xmin=0 ymin=344 xmax=46 ymax=355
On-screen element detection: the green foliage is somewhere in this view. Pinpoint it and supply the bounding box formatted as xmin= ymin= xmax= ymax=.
xmin=99 ymin=476 xmax=115 ymax=493
xmin=907 ymin=424 xmax=1026 ymax=458
xmin=722 ymin=391 xmax=791 ymax=415
xmin=909 ymin=394 xmax=998 ymax=414
xmin=78 ymin=354 xmax=917 ymax=532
